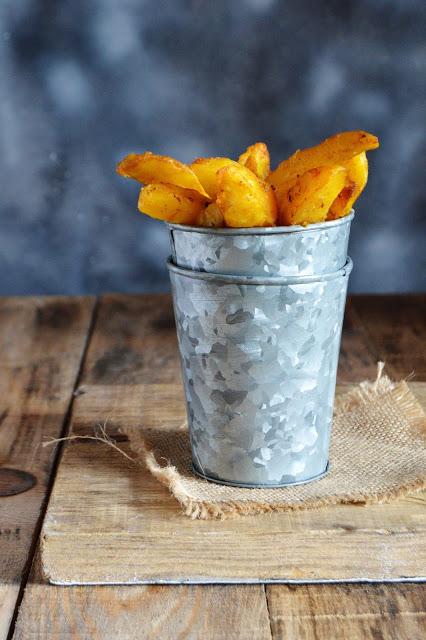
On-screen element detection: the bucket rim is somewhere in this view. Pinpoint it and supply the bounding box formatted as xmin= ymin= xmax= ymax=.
xmin=166 ymin=211 xmax=354 ymax=236
xmin=167 ymin=257 xmax=353 ymax=285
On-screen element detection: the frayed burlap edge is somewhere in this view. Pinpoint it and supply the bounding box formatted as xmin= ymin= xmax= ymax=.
xmin=123 ymin=366 xmax=426 ymax=520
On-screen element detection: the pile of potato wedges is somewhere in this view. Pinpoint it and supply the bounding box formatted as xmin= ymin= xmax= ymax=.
xmin=117 ymin=130 xmax=379 ymax=228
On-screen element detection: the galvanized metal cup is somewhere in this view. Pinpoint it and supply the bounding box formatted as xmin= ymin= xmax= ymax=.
xmin=166 ymin=215 xmax=354 ymax=488
xmin=168 ymin=212 xmax=353 ymax=277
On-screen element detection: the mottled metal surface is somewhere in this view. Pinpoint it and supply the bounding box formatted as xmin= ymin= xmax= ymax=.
xmin=168 ymin=258 xmax=352 ymax=487
xmin=168 ymin=213 xmax=353 ymax=277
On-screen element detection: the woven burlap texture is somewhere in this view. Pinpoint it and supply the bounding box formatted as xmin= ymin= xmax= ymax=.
xmin=124 ymin=368 xmax=426 ymax=520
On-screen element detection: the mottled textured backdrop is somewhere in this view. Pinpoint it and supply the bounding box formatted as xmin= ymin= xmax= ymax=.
xmin=1 ymin=0 xmax=425 ymax=294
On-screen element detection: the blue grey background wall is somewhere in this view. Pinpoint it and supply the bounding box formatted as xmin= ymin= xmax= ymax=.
xmin=1 ymin=0 xmax=425 ymax=295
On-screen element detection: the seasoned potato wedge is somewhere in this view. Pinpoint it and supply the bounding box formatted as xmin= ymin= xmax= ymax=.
xmin=195 ymin=203 xmax=225 ymax=228
xmin=328 ymin=152 xmax=368 ymax=220
xmin=238 ymin=142 xmax=270 ymax=180
xmin=138 ymin=183 xmax=205 ymax=224
xmin=117 ymin=152 xmax=210 ymax=199
xmin=327 ymin=183 xmax=356 ymax=221
xmin=216 ymin=164 xmax=277 ymax=227
xmin=190 ymin=157 xmax=238 ymax=199
xmin=268 ymin=131 xmax=378 ymax=197
xmin=279 ymin=165 xmax=347 ymax=226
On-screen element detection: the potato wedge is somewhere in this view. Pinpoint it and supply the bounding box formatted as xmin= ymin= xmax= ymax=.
xmin=117 ymin=152 xmax=210 ymax=199
xmin=190 ymin=157 xmax=238 ymax=199
xmin=238 ymin=142 xmax=270 ymax=180
xmin=328 ymin=152 xmax=368 ymax=220
xmin=216 ymin=164 xmax=277 ymax=228
xmin=268 ymin=131 xmax=378 ymax=196
xmin=195 ymin=203 xmax=225 ymax=228
xmin=138 ymin=183 xmax=205 ymax=224
xmin=279 ymin=165 xmax=347 ymax=226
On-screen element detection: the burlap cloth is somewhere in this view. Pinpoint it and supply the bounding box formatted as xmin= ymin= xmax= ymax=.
xmin=124 ymin=366 xmax=426 ymax=520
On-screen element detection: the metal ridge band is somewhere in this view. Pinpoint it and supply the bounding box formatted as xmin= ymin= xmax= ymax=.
xmin=166 ymin=211 xmax=354 ymax=236
xmin=167 ymin=257 xmax=353 ymax=285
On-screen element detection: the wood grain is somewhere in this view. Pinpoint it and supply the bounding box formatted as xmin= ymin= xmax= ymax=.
xmin=14 ymin=562 xmax=271 ymax=640
xmin=0 ymin=296 xmax=94 ymax=639
xmin=83 ymin=294 xmax=180 ymax=386
xmin=336 ymin=297 xmax=379 ymax=383
xmin=266 ymin=583 xmax=426 ymax=640
xmin=352 ymin=294 xmax=426 ymax=381
xmin=0 ymin=586 xmax=19 ymax=639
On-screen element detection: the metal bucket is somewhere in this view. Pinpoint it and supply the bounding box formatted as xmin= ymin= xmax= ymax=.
xmin=167 ymin=249 xmax=353 ymax=488
xmin=167 ymin=212 xmax=353 ymax=277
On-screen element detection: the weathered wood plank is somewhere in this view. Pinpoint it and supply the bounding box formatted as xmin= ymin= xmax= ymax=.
xmin=352 ymin=294 xmax=426 ymax=381
xmin=266 ymin=583 xmax=426 ymax=640
xmin=82 ymin=294 xmax=180 ymax=386
xmin=0 ymin=296 xmax=95 ymax=639
xmin=0 ymin=586 xmax=18 ymax=639
xmin=14 ymin=563 xmax=271 ymax=640
xmin=336 ymin=297 xmax=378 ymax=383
xmin=38 ymin=381 xmax=426 ymax=584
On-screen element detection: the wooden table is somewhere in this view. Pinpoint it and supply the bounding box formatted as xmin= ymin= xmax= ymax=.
xmin=1 ymin=294 xmax=425 ymax=639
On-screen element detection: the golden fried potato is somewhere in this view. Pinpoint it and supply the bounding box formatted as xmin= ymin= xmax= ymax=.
xmin=117 ymin=152 xmax=210 ymax=199
xmin=138 ymin=183 xmax=205 ymax=224
xmin=328 ymin=152 xmax=368 ymax=220
xmin=238 ymin=142 xmax=270 ymax=180
xmin=216 ymin=164 xmax=277 ymax=227
xmin=195 ymin=203 xmax=225 ymax=228
xmin=268 ymin=131 xmax=378 ymax=198
xmin=279 ymin=165 xmax=347 ymax=226
xmin=190 ymin=157 xmax=238 ymax=199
